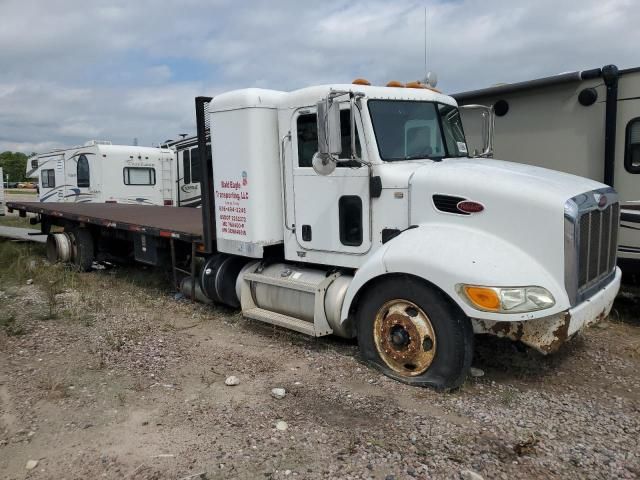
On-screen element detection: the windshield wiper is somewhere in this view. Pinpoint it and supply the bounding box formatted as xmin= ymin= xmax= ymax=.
xmin=403 ymin=154 xmax=443 ymax=161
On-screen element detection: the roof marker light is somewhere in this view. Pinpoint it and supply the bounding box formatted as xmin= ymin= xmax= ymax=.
xmin=386 ymin=81 xmax=405 ymax=87
xmin=352 ymin=78 xmax=371 ymax=86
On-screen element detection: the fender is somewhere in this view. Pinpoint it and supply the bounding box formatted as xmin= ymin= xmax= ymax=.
xmin=339 ymin=224 xmax=571 ymax=327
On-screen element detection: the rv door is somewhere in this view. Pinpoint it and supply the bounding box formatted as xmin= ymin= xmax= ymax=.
xmin=65 ymin=151 xmax=100 ymax=203
xmin=616 ymin=93 xmax=640 ymax=260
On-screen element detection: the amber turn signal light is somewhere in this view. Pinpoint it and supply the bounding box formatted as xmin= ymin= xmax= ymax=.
xmin=462 ymin=286 xmax=501 ymax=311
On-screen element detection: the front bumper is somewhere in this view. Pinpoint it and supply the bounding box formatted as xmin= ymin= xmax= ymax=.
xmin=471 ymin=267 xmax=622 ymax=353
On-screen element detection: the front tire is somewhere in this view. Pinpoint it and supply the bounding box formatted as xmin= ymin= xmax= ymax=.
xmin=356 ymin=276 xmax=474 ymax=390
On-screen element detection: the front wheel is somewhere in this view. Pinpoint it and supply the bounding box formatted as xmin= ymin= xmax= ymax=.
xmin=356 ymin=277 xmax=474 ymax=390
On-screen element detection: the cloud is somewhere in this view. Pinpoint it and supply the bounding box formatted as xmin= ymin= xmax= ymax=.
xmin=0 ymin=0 xmax=639 ymax=152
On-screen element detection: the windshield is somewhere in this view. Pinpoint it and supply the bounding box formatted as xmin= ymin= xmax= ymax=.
xmin=368 ymin=100 xmax=468 ymax=161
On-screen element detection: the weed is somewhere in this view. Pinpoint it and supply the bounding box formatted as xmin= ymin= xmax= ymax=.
xmin=96 ymin=350 xmax=106 ymax=370
xmin=0 ymin=240 xmax=44 ymax=284
xmin=104 ymin=332 xmax=125 ymax=351
xmin=42 ymin=375 xmax=69 ymax=400
xmin=499 ymin=388 xmax=518 ymax=407
xmin=0 ymin=312 xmax=26 ymax=336
xmin=116 ymin=391 xmax=126 ymax=406
xmin=42 ymin=279 xmax=62 ymax=320
xmin=132 ymin=378 xmax=147 ymax=392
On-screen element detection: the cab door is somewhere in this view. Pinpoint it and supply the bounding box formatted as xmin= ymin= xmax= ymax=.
xmin=289 ymin=104 xmax=371 ymax=257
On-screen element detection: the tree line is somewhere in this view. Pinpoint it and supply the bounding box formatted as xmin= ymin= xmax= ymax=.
xmin=0 ymin=151 xmax=31 ymax=183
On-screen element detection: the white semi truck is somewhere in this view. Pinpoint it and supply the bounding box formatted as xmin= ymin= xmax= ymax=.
xmin=8 ymin=80 xmax=621 ymax=389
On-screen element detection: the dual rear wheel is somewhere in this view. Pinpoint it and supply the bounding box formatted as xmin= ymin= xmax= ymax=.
xmin=46 ymin=228 xmax=94 ymax=272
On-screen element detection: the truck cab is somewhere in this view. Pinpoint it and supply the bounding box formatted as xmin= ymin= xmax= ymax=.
xmin=199 ymin=82 xmax=623 ymax=387
xmin=199 ymin=81 xmax=622 ymax=389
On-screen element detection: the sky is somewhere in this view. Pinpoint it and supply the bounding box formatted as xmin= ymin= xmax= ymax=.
xmin=0 ymin=0 xmax=638 ymax=153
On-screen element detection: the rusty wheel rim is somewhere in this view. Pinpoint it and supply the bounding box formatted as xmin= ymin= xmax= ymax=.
xmin=373 ymin=299 xmax=436 ymax=376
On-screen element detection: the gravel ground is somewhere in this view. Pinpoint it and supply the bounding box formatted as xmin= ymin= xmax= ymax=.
xmin=0 ymin=257 xmax=639 ymax=479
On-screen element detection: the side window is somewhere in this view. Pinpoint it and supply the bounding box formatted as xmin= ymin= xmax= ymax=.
xmin=77 ymin=154 xmax=90 ymax=187
xmin=339 ymin=195 xmax=363 ymax=246
xmin=182 ymin=150 xmax=191 ymax=184
xmin=31 ymin=159 xmax=38 ymax=169
xmin=123 ymin=167 xmax=156 ymax=185
xmin=625 ymin=118 xmax=640 ymax=173
xmin=41 ymin=169 xmax=55 ymax=188
xmin=296 ymin=110 xmax=361 ymax=168
xmin=191 ymin=147 xmax=201 ymax=183
xmin=297 ymin=114 xmax=317 ymax=168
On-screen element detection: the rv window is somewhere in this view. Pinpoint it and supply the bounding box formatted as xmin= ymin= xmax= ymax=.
xmin=123 ymin=167 xmax=156 ymax=185
xmin=625 ymin=118 xmax=640 ymax=174
xmin=191 ymin=148 xmax=201 ymax=183
xmin=296 ymin=110 xmax=361 ymax=168
xmin=77 ymin=154 xmax=90 ymax=188
xmin=41 ymin=169 xmax=55 ymax=188
xmin=183 ymin=150 xmax=191 ymax=184
xmin=31 ymin=159 xmax=38 ymax=169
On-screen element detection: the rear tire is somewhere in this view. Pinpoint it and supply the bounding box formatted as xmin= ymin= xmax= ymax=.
xmin=72 ymin=228 xmax=94 ymax=272
xmin=356 ymin=276 xmax=474 ymax=390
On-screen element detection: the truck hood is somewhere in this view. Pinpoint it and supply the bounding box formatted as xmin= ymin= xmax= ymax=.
xmin=376 ymin=157 xmax=604 ymax=200
xmin=380 ymin=157 xmax=610 ymax=295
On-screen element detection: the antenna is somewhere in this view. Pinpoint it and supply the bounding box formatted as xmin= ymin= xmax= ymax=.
xmin=424 ymin=7 xmax=428 ymax=80
xmin=422 ymin=7 xmax=438 ymax=89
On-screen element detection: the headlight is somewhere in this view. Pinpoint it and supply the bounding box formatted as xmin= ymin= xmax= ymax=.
xmin=458 ymin=285 xmax=555 ymax=313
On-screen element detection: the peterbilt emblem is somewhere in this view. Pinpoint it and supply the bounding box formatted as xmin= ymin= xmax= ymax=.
xmin=594 ymin=193 xmax=607 ymax=208
xmin=456 ymin=200 xmax=485 ymax=214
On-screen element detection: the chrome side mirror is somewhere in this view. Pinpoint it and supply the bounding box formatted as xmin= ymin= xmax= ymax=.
xmin=313 ymin=97 xmax=342 ymax=175
xmin=316 ymin=98 xmax=341 ymax=156
xmin=459 ymin=104 xmax=494 ymax=158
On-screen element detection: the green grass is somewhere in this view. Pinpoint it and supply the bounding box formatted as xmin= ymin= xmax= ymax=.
xmin=0 ymin=215 xmax=35 ymax=228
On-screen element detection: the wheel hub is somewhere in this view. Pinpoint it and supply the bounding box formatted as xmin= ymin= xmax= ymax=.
xmin=373 ymin=300 xmax=437 ymax=376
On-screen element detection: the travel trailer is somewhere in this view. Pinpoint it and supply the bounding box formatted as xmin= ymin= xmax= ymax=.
xmin=453 ymin=65 xmax=640 ymax=271
xmin=9 ymin=82 xmax=621 ymax=389
xmin=26 ymin=141 xmax=176 ymax=206
xmin=161 ymin=135 xmax=209 ymax=207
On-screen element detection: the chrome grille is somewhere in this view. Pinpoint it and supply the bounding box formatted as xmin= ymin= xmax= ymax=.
xmin=565 ymin=189 xmax=619 ymax=306
xmin=576 ymin=202 xmax=619 ymax=291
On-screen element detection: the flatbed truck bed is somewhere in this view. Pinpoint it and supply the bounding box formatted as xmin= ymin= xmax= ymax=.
xmin=6 ymin=202 xmax=204 ymax=242
xmin=5 ymin=201 xmax=209 ymax=299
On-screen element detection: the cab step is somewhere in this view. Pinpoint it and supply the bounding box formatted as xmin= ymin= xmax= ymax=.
xmin=243 ymin=307 xmax=316 ymax=336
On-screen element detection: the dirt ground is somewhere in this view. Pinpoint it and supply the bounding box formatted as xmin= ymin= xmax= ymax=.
xmin=0 ymin=239 xmax=639 ymax=479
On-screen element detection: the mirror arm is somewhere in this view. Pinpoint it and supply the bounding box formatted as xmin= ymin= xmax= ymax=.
xmin=459 ymin=104 xmax=495 ymax=158
xmin=350 ymin=94 xmax=356 ymax=160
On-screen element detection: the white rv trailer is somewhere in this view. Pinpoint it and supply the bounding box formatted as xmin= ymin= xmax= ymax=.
xmin=161 ymin=135 xmax=208 ymax=207
xmin=453 ymin=65 xmax=640 ymax=271
xmin=26 ymin=141 xmax=176 ymax=206
xmin=10 ymin=83 xmax=622 ymax=389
